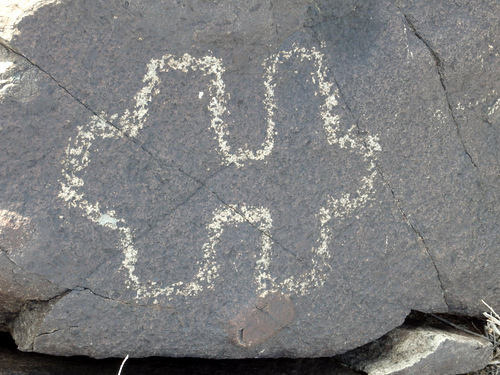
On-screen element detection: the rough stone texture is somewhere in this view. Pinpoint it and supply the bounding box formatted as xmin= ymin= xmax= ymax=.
xmin=393 ymin=0 xmax=500 ymax=316
xmin=0 ymin=0 xmax=498 ymax=359
xmin=338 ymin=325 xmax=493 ymax=375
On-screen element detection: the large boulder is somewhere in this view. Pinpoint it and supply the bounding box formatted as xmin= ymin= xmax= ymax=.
xmin=0 ymin=0 xmax=498 ymax=359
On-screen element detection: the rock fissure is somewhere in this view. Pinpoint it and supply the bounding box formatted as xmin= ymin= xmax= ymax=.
xmin=24 ymin=290 xmax=72 ymax=307
xmin=0 ymin=246 xmax=20 ymax=269
xmin=396 ymin=6 xmax=480 ymax=172
xmin=136 ymin=163 xmax=233 ymax=241
xmin=0 ymin=41 xmax=305 ymax=269
xmin=237 ymin=328 xmax=245 ymax=345
xmin=0 ymin=41 xmax=211 ymax=206
xmin=131 ymin=185 xmax=206 ymax=243
xmin=131 ymin=140 xmax=308 ymax=267
xmin=376 ymin=165 xmax=450 ymax=311
xmin=271 ymin=0 xmax=279 ymax=46
xmin=0 ymin=36 xmax=21 ymax=55
xmin=212 ymin=196 xmax=308 ymax=265
xmin=330 ymin=42 xmax=450 ymax=312
xmin=0 ymin=246 xmax=63 ymax=292
xmin=0 ymin=41 xmax=116 ymax=137
xmin=251 ymin=302 xmax=285 ymax=327
xmin=72 ymin=287 xmax=177 ymax=311
xmin=34 ymin=328 xmax=59 ymax=339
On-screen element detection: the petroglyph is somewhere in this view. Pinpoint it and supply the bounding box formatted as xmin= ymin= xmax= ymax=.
xmin=59 ymin=43 xmax=381 ymax=302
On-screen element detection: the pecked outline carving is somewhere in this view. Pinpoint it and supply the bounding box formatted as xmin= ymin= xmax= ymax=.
xmin=59 ymin=43 xmax=381 ymax=302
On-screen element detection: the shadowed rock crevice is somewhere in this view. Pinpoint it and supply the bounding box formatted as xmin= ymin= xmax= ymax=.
xmin=34 ymin=328 xmax=60 ymax=340
xmin=338 ymin=310 xmax=493 ymax=375
xmin=0 ymin=328 xmax=363 ymax=374
xmin=3 ymin=309 xmax=494 ymax=374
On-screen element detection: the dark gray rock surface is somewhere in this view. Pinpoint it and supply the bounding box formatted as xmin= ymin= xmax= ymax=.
xmin=0 ymin=0 xmax=498 ymax=359
xmin=393 ymin=0 xmax=500 ymax=316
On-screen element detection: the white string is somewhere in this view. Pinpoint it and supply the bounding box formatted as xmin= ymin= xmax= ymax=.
xmin=117 ymin=354 xmax=129 ymax=375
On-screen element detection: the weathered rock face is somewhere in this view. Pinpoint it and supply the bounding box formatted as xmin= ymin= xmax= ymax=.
xmin=0 ymin=0 xmax=498 ymax=359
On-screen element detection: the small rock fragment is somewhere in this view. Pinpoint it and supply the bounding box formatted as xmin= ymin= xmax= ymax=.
xmin=338 ymin=325 xmax=493 ymax=375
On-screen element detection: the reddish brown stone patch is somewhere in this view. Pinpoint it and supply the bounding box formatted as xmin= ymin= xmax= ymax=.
xmin=229 ymin=290 xmax=295 ymax=348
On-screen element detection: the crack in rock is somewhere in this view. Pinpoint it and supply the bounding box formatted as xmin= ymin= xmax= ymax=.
xmin=71 ymin=287 xmax=176 ymax=311
xmin=13 ymin=286 xmax=177 ymax=352
xmin=395 ymin=4 xmax=480 ymax=172
xmin=0 ymin=36 xmax=21 ymax=55
xmin=3 ymin=13 xmax=451 ymax=310
xmin=0 ymin=246 xmax=64 ymax=291
xmin=0 ymin=41 xmax=305 ymax=268
xmin=12 ymin=292 xmax=69 ymax=351
xmin=376 ymin=165 xmax=450 ymax=311
xmin=26 ymin=290 xmax=73 ymax=306
xmin=332 ymin=76 xmax=449 ymax=311
xmin=35 ymin=328 xmax=59 ymax=339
